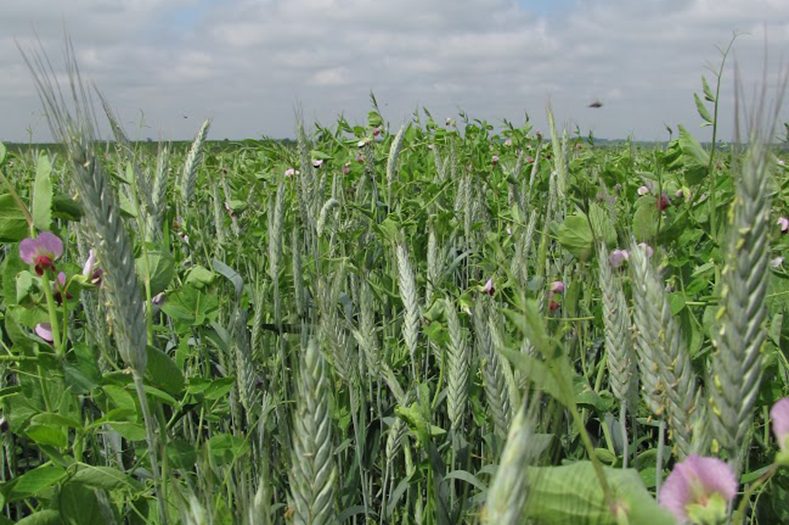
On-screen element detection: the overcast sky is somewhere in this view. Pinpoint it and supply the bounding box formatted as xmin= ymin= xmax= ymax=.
xmin=1 ymin=0 xmax=788 ymax=142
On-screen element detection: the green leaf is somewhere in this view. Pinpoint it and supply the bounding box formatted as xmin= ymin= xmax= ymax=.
xmin=145 ymin=345 xmax=185 ymax=396
xmin=25 ymin=424 xmax=68 ymax=448
xmin=185 ymin=265 xmax=216 ymax=289
xmin=3 ymin=463 xmax=66 ymax=502
xmin=523 ymin=462 xmax=675 ymax=525
xmin=16 ymin=270 xmax=34 ymax=304
xmin=51 ymin=195 xmax=83 ymax=221
xmin=15 ymin=510 xmax=61 ymax=525
xmin=588 ymin=202 xmax=616 ymax=247
xmin=670 ymin=126 xmax=709 ymax=186
xmin=0 ymin=142 xmax=6 ymax=165
xmin=70 ymin=465 xmax=139 ymax=491
xmin=693 ymin=93 xmax=713 ymax=126
xmin=136 ymin=249 xmax=174 ymax=296
xmin=108 ymin=421 xmax=146 ymax=441
xmin=212 ymin=259 xmax=243 ymax=297
xmin=32 ymin=154 xmax=53 ymax=230
xmin=58 ymin=481 xmax=105 ymax=525
xmin=702 ymin=75 xmax=715 ymax=102
xmin=0 ymin=194 xmax=29 ymax=242
xmin=632 ymin=196 xmax=659 ymax=242
xmin=498 ymin=348 xmax=570 ymax=406
xmin=557 ymin=213 xmax=594 ymax=260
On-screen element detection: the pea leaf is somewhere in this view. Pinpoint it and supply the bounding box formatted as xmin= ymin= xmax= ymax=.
xmin=32 ymin=154 xmax=53 ymax=230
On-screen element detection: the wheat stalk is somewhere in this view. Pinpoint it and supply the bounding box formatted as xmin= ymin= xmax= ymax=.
xmin=445 ymin=298 xmax=470 ymax=439
xmin=395 ymin=239 xmax=421 ymax=378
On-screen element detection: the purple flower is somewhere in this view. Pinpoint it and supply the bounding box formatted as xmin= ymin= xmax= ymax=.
xmin=608 ymin=249 xmax=630 ymax=269
xmin=34 ymin=323 xmax=54 ymax=344
xmin=491 ymin=155 xmax=499 ymax=166
xmin=342 ymin=163 xmax=351 ymax=175
xmin=19 ymin=232 xmax=63 ymax=275
xmin=549 ymin=280 xmax=565 ymax=294
xmin=312 ymin=159 xmax=324 ymax=169
xmin=503 ymin=138 xmax=513 ymax=147
xmin=778 ymin=217 xmax=789 ymax=234
xmin=659 ymin=455 xmax=737 ymax=524
xmin=284 ymin=167 xmax=299 ymax=177
xmin=637 ymin=242 xmax=654 ymax=258
xmin=482 ymin=277 xmax=495 ymax=296
xmin=771 ymin=398 xmax=789 ymax=464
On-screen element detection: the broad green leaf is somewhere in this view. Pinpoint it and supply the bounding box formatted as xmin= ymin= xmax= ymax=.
xmin=670 ymin=126 xmax=709 ymax=186
xmin=0 ymin=142 xmax=5 ymax=165
xmin=0 ymin=193 xmax=29 ymax=242
xmin=32 ymin=154 xmax=53 ymax=230
xmin=633 ymin=196 xmax=659 ymax=242
xmin=557 ymin=213 xmax=594 ymax=260
xmin=145 ymin=345 xmax=184 ymax=396
xmin=523 ymin=462 xmax=674 ymax=525
xmin=4 ymin=463 xmax=66 ymax=501
xmin=108 ymin=421 xmax=146 ymax=441
xmin=702 ymin=75 xmax=715 ymax=102
xmin=51 ymin=195 xmax=83 ymax=221
xmin=58 ymin=481 xmax=104 ymax=525
xmin=693 ymin=93 xmax=713 ymax=126
xmin=185 ymin=265 xmax=216 ymax=289
xmin=588 ymin=202 xmax=616 ymax=247
xmin=16 ymin=270 xmax=34 ymax=304
xmin=70 ymin=465 xmax=139 ymax=491
xmin=15 ymin=510 xmax=61 ymax=525
xmin=136 ymin=249 xmax=174 ymax=295
xmin=206 ymin=433 xmax=249 ymax=466
xmin=25 ymin=424 xmax=68 ymax=448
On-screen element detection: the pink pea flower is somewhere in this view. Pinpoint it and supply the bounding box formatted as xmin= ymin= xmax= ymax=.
xmin=53 ymin=271 xmax=73 ymax=304
xmin=34 ymin=323 xmax=54 ymax=344
xmin=637 ymin=185 xmax=651 ymax=196
xmin=491 ymin=155 xmax=499 ymax=166
xmin=771 ymin=398 xmax=789 ymax=465
xmin=19 ymin=232 xmax=63 ymax=276
xmin=637 ymin=242 xmax=654 ymax=258
xmin=609 ymin=249 xmax=629 ymax=269
xmin=312 ymin=159 xmax=324 ymax=169
xmin=357 ymin=139 xmax=369 ymax=148
xmin=482 ymin=277 xmax=495 ymax=296
xmin=771 ymin=256 xmax=784 ymax=269
xmin=503 ymin=138 xmax=513 ymax=147
xmin=549 ymin=280 xmax=565 ymax=294
xmin=372 ymin=127 xmax=382 ymax=138
xmin=778 ymin=217 xmax=789 ymax=233
xmin=342 ymin=163 xmax=351 ymax=175
xmin=82 ymin=249 xmax=97 ymax=277
xmin=659 ymin=455 xmax=737 ymax=524
xmin=284 ymin=167 xmax=299 ymax=178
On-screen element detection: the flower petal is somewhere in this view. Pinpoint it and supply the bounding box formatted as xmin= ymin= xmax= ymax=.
xmin=37 ymin=232 xmax=63 ymax=259
xmin=770 ymin=398 xmax=789 ymax=444
xmin=19 ymin=238 xmax=37 ymax=264
xmin=34 ymin=323 xmax=54 ymax=343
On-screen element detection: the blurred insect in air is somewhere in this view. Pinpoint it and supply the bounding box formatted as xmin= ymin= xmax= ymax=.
xmin=588 ymin=99 xmax=603 ymax=108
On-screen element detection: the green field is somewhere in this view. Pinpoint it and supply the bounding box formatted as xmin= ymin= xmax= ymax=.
xmin=0 ymin=61 xmax=788 ymax=525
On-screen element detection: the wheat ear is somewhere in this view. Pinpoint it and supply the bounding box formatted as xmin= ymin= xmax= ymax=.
xmin=629 ymin=243 xmax=698 ymax=459
xmin=288 ymin=339 xmax=338 ymax=525
xmin=709 ymin=134 xmax=774 ymax=468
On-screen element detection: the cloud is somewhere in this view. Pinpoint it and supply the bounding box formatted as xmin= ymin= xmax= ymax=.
xmin=0 ymin=0 xmax=787 ymax=142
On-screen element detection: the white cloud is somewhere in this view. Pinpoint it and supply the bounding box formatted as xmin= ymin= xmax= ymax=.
xmin=0 ymin=0 xmax=787 ymax=141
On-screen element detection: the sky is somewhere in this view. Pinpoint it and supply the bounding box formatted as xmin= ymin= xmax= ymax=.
xmin=1 ymin=0 xmax=788 ymax=142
